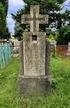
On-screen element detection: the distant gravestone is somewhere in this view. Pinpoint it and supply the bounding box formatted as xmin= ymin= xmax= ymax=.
xmin=10 ymin=38 xmax=20 ymax=54
xmin=18 ymin=5 xmax=51 ymax=95
xmin=50 ymin=40 xmax=57 ymax=46
xmin=67 ymin=42 xmax=70 ymax=56
xmin=50 ymin=40 xmax=57 ymax=57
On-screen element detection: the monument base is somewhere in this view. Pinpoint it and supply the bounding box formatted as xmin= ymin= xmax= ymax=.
xmin=18 ymin=75 xmax=51 ymax=96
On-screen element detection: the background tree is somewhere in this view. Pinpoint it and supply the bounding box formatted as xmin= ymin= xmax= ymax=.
xmin=57 ymin=0 xmax=65 ymax=4
xmin=14 ymin=0 xmax=70 ymax=44
xmin=0 ymin=0 xmax=8 ymax=14
xmin=57 ymin=26 xmax=70 ymax=45
xmin=13 ymin=0 xmax=60 ymax=38
xmin=0 ymin=0 xmax=10 ymax=39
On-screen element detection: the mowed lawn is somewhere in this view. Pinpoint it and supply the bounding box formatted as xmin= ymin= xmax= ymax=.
xmin=0 ymin=56 xmax=70 ymax=108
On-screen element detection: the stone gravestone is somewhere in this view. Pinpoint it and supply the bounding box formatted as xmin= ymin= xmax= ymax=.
xmin=10 ymin=37 xmax=20 ymax=54
xmin=18 ymin=5 xmax=51 ymax=95
xmin=50 ymin=40 xmax=57 ymax=57
xmin=67 ymin=42 xmax=70 ymax=56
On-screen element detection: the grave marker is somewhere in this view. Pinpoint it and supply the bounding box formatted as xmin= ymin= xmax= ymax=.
xmin=18 ymin=5 xmax=51 ymax=95
xmin=67 ymin=42 xmax=70 ymax=56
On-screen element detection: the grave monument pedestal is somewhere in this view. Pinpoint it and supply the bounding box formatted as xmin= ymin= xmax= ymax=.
xmin=18 ymin=5 xmax=51 ymax=95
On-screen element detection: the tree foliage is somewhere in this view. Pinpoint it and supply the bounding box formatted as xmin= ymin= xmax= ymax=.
xmin=0 ymin=3 xmax=6 ymax=35
xmin=57 ymin=0 xmax=64 ymax=4
xmin=23 ymin=0 xmax=60 ymax=12
xmin=14 ymin=0 xmax=70 ymax=43
xmin=0 ymin=2 xmax=10 ymax=39
xmin=13 ymin=0 xmax=60 ymax=38
xmin=57 ymin=26 xmax=70 ymax=45
xmin=0 ymin=0 xmax=8 ymax=14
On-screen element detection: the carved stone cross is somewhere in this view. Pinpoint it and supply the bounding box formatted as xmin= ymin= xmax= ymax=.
xmin=18 ymin=5 xmax=51 ymax=95
xmin=21 ymin=5 xmax=48 ymax=33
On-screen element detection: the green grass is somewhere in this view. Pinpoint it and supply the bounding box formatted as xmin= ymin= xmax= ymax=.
xmin=0 ymin=56 xmax=70 ymax=108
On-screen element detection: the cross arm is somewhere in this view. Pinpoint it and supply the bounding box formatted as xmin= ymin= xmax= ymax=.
xmin=21 ymin=15 xmax=31 ymax=24
xmin=39 ymin=15 xmax=48 ymax=24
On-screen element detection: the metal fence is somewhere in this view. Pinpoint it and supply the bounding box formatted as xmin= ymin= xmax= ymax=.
xmin=0 ymin=43 xmax=13 ymax=69
xmin=0 ymin=43 xmax=70 ymax=69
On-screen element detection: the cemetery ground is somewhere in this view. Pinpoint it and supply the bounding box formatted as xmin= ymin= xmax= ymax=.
xmin=0 ymin=56 xmax=70 ymax=108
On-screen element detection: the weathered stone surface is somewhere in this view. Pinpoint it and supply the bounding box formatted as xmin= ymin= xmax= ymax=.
xmin=18 ymin=76 xmax=51 ymax=96
xmin=18 ymin=5 xmax=51 ymax=95
xmin=22 ymin=32 xmax=46 ymax=76
xmin=21 ymin=5 xmax=48 ymax=32
xmin=19 ymin=32 xmax=51 ymax=77
xmin=18 ymin=32 xmax=51 ymax=95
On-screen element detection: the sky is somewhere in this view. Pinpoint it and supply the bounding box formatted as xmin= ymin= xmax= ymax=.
xmin=7 ymin=0 xmax=25 ymax=35
xmin=60 ymin=0 xmax=70 ymax=13
xmin=7 ymin=0 xmax=70 ymax=35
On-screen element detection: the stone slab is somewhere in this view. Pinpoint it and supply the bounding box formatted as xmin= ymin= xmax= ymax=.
xmin=19 ymin=32 xmax=51 ymax=77
xmin=18 ymin=32 xmax=51 ymax=95
xmin=18 ymin=76 xmax=51 ymax=96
